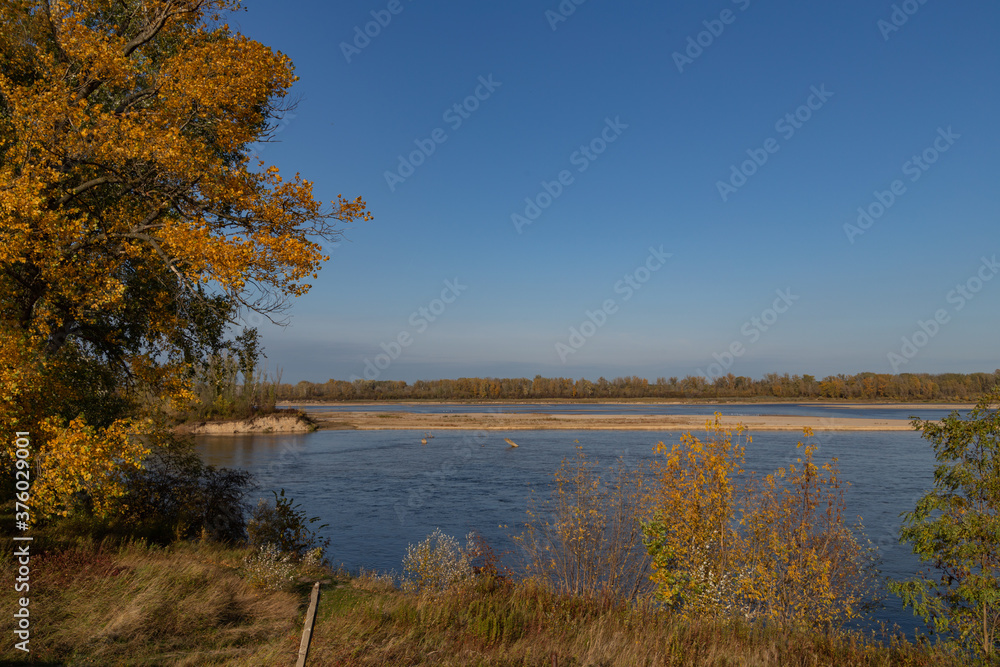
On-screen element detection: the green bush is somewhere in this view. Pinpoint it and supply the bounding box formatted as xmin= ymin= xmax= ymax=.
xmin=49 ymin=434 xmax=253 ymax=544
xmin=247 ymin=489 xmax=330 ymax=560
xmin=890 ymin=389 xmax=1000 ymax=661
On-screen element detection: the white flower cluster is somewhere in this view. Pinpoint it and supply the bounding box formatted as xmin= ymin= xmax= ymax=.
xmin=683 ymin=537 xmax=738 ymax=613
xmin=302 ymin=547 xmax=326 ymax=570
xmin=402 ymin=528 xmax=475 ymax=593
xmin=243 ymin=543 xmax=296 ymax=591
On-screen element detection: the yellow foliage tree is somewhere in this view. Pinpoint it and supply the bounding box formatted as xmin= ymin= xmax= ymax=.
xmin=642 ymin=418 xmax=879 ymax=627
xmin=0 ymin=0 xmax=371 ymax=519
xmin=739 ymin=432 xmax=879 ymax=628
xmin=641 ymin=415 xmax=748 ymax=617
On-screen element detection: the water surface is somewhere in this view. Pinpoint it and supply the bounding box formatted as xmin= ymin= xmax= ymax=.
xmin=290 ymin=401 xmax=966 ymax=422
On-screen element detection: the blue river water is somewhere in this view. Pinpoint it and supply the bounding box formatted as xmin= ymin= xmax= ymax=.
xmin=194 ymin=404 xmax=967 ymax=637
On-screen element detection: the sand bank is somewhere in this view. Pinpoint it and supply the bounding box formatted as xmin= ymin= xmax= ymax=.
xmin=313 ymin=411 xmax=914 ymax=432
xmin=176 ymin=413 xmax=316 ymax=435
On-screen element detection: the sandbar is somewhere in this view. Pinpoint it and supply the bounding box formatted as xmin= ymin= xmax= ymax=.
xmin=176 ymin=413 xmax=315 ymax=435
xmin=312 ymin=411 xmax=915 ymax=432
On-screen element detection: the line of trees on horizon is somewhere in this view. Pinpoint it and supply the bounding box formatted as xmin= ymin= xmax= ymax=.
xmin=276 ymin=370 xmax=1000 ymax=402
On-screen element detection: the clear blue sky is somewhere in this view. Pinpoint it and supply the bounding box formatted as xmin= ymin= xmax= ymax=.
xmin=232 ymin=0 xmax=999 ymax=384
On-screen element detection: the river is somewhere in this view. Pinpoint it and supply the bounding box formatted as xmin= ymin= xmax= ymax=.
xmin=195 ymin=403 xmax=965 ymax=636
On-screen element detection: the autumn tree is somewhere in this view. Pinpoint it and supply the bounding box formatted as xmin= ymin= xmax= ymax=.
xmin=739 ymin=432 xmax=879 ymax=628
xmin=0 ymin=0 xmax=371 ymax=519
xmin=641 ymin=416 xmax=747 ymax=617
xmin=641 ymin=418 xmax=878 ymax=627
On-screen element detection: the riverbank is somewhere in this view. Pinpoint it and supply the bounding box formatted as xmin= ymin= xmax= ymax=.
xmin=311 ymin=411 xmax=915 ymax=431
xmin=0 ymin=539 xmax=961 ymax=666
xmin=175 ymin=412 xmax=316 ymax=435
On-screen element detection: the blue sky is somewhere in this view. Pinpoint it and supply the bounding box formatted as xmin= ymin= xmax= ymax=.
xmin=232 ymin=0 xmax=999 ymax=384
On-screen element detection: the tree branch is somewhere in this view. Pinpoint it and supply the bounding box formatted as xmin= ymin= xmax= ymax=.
xmin=75 ymin=1 xmax=205 ymax=102
xmin=123 ymin=1 xmax=204 ymax=57
xmin=114 ymin=87 xmax=160 ymax=115
xmin=57 ymin=176 xmax=117 ymax=206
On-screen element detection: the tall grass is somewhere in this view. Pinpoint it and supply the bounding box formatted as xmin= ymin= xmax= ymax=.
xmin=0 ymin=540 xmax=305 ymax=666
xmin=306 ymin=570 xmax=963 ymax=666
xmin=0 ymin=536 xmax=967 ymax=666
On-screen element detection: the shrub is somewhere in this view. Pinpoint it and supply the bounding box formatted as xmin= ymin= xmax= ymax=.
xmin=247 ymin=489 xmax=330 ymax=560
xmin=515 ymin=446 xmax=652 ymax=601
xmin=402 ymin=528 xmax=475 ymax=593
xmin=48 ymin=433 xmax=253 ymax=544
xmin=890 ymin=389 xmax=1000 ymax=660
xmin=738 ymin=435 xmax=881 ymax=628
xmin=303 ymin=547 xmax=326 ymax=569
xmin=641 ymin=418 xmax=747 ymax=616
xmin=642 ymin=418 xmax=880 ymax=628
xmin=514 ymin=417 xmax=879 ymax=629
xmin=242 ymin=543 xmax=296 ymax=591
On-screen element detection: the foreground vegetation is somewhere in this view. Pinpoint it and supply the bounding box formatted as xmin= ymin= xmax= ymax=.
xmin=0 ymin=538 xmax=966 ymax=666
xmin=305 ymin=572 xmax=964 ymax=667
xmin=280 ymin=371 xmax=1000 ymax=402
xmin=0 ymin=540 xmax=305 ymax=666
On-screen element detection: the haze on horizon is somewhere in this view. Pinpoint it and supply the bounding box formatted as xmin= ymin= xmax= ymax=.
xmin=233 ymin=0 xmax=999 ymax=385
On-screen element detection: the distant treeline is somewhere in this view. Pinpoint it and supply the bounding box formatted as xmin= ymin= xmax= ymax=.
xmin=276 ymin=371 xmax=1000 ymax=402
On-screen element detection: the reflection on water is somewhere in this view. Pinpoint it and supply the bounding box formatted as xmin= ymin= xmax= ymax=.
xmin=198 ymin=433 xmax=311 ymax=470
xmin=194 ymin=426 xmax=937 ymax=636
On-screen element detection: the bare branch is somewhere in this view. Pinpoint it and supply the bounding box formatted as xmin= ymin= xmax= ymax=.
xmin=123 ymin=1 xmax=204 ymax=57
xmin=114 ymin=87 xmax=160 ymax=115
xmin=57 ymin=176 xmax=117 ymax=206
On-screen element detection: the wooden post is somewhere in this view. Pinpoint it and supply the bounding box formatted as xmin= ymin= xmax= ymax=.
xmin=295 ymin=582 xmax=321 ymax=667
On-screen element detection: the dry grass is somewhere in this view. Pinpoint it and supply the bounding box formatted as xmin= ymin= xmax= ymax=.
xmin=0 ymin=541 xmax=966 ymax=666
xmin=307 ymin=574 xmax=964 ymax=667
xmin=0 ymin=540 xmax=306 ymax=666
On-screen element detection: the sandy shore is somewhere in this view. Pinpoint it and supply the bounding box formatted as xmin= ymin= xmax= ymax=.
xmin=313 ymin=411 xmax=915 ymax=432
xmin=176 ymin=413 xmax=316 ymax=435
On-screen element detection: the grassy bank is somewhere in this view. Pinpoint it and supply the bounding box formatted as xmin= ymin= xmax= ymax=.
xmin=308 ymin=572 xmax=965 ymax=666
xmin=0 ymin=540 xmax=964 ymax=666
xmin=0 ymin=540 xmax=306 ymax=666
